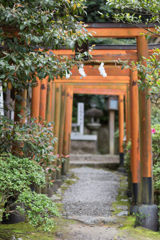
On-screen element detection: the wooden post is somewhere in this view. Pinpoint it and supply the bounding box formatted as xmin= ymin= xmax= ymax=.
xmin=137 ymin=36 xmax=153 ymax=204
xmin=125 ymin=84 xmax=131 ymax=144
xmin=126 ymin=82 xmax=132 ymax=195
xmin=67 ymin=88 xmax=73 ymax=170
xmin=130 ymin=66 xmax=141 ymax=204
xmin=119 ymin=95 xmax=124 ymax=167
xmin=57 ymin=84 xmax=66 ymax=179
xmin=51 ymin=82 xmax=56 ymax=122
xmin=39 ymin=78 xmax=47 ymax=121
xmin=49 ymin=81 xmax=56 ymax=182
xmin=109 ymin=110 xmax=115 ymax=154
xmin=62 ymin=87 xmax=70 ymax=175
xmin=54 ymin=83 xmax=61 ymax=180
xmin=31 ymin=77 xmax=41 ymax=122
xmin=54 ymin=83 xmax=61 ymax=153
xmin=125 ymin=93 xmax=128 ymax=143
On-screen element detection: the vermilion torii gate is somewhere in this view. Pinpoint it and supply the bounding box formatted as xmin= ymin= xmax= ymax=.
xmin=31 ymin=24 xmax=159 ymax=230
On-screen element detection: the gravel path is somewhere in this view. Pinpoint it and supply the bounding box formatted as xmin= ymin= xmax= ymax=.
xmin=62 ymin=167 xmax=120 ymax=217
xmin=57 ymin=167 xmax=135 ymax=240
xmin=54 ymin=167 xmax=142 ymax=240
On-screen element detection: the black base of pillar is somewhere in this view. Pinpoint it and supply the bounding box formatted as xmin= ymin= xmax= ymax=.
xmin=130 ymin=205 xmax=159 ymax=231
xmin=126 ymin=189 xmax=132 ymax=198
xmin=119 ymin=152 xmax=124 ymax=166
xmin=118 ymin=167 xmax=126 ymax=173
xmin=133 ymin=183 xmax=138 ymax=205
xmin=142 ymin=177 xmax=152 ymax=204
xmin=118 ymin=153 xmax=126 ymax=173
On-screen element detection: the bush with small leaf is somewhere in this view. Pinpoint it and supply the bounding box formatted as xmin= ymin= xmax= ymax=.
xmin=152 ymin=124 xmax=160 ymax=192
xmin=17 ymin=189 xmax=60 ymax=232
xmin=124 ymin=140 xmax=131 ymax=173
xmin=0 ymin=154 xmax=59 ymax=230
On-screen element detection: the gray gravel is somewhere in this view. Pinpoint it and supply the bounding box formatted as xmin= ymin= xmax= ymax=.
xmin=62 ymin=167 xmax=120 ymax=217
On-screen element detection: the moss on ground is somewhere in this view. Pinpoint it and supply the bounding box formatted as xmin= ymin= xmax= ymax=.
xmin=111 ymin=175 xmax=129 ymax=215
xmin=0 ymin=217 xmax=77 ymax=240
xmin=119 ymin=216 xmax=160 ymax=240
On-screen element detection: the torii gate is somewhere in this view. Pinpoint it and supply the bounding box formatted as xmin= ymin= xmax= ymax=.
xmin=31 ymin=23 xmax=159 ymax=230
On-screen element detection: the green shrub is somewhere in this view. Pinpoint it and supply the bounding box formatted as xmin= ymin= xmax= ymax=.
xmin=152 ymin=124 xmax=160 ymax=192
xmin=124 ymin=140 xmax=131 ymax=173
xmin=0 ymin=154 xmax=59 ymax=231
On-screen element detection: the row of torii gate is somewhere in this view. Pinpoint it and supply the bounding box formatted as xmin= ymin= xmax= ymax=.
xmin=29 ymin=23 xmax=158 ymax=220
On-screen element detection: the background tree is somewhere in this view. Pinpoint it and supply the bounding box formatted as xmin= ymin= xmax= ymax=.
xmin=104 ymin=0 xmax=160 ymax=104
xmin=0 ymin=0 xmax=91 ymax=91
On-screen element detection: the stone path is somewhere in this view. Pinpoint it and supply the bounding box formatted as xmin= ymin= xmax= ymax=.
xmin=54 ymin=167 xmax=135 ymax=240
xmin=54 ymin=167 xmax=158 ymax=240
xmin=62 ymin=167 xmax=120 ymax=217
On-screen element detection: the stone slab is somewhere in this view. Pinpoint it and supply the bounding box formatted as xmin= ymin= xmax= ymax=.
xmin=66 ymin=215 xmax=118 ymax=225
xmin=70 ymin=154 xmax=119 ymax=162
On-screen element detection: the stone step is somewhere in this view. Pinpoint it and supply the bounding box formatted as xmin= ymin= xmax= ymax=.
xmin=69 ymin=154 xmax=119 ymax=170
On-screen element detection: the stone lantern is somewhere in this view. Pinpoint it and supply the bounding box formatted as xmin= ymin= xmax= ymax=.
xmin=85 ymin=103 xmax=103 ymax=135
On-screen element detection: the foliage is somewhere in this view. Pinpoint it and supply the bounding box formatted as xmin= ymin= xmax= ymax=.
xmin=17 ymin=189 xmax=59 ymax=232
xmin=0 ymin=154 xmax=59 ymax=231
xmin=105 ymin=0 xmax=160 ymax=26
xmin=133 ymin=212 xmax=150 ymax=228
xmin=89 ymin=37 xmax=136 ymax=45
xmin=79 ymin=0 xmax=114 ymax=22
xmin=124 ymin=140 xmax=131 ymax=173
xmin=151 ymin=107 xmax=160 ymax=124
xmin=103 ymin=0 xmax=160 ymax=100
xmin=0 ymin=154 xmax=45 ymax=203
xmin=0 ymin=114 xmax=59 ymax=170
xmin=0 ymin=0 xmax=91 ymax=90
xmin=152 ymin=124 xmax=160 ymax=192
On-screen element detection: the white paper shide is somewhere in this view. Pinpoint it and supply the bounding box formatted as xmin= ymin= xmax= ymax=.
xmin=65 ymin=70 xmax=72 ymax=79
xmin=98 ymin=62 xmax=107 ymax=77
xmin=78 ymin=64 xmax=87 ymax=78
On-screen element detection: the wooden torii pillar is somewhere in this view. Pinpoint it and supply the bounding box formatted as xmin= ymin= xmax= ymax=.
xmin=63 ymin=87 xmax=71 ymax=174
xmin=51 ymin=82 xmax=56 ymax=126
xmin=119 ymin=95 xmax=124 ymax=168
xmin=125 ymin=83 xmax=131 ymax=144
xmin=137 ymin=36 xmax=153 ymax=205
xmin=46 ymin=81 xmax=52 ymax=122
xmin=68 ymin=88 xmax=73 ymax=170
xmin=58 ymin=84 xmax=67 ymax=178
xmin=54 ymin=82 xmax=62 ymax=184
xmin=130 ymin=67 xmax=140 ymax=204
xmin=129 ymin=36 xmax=158 ymax=231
